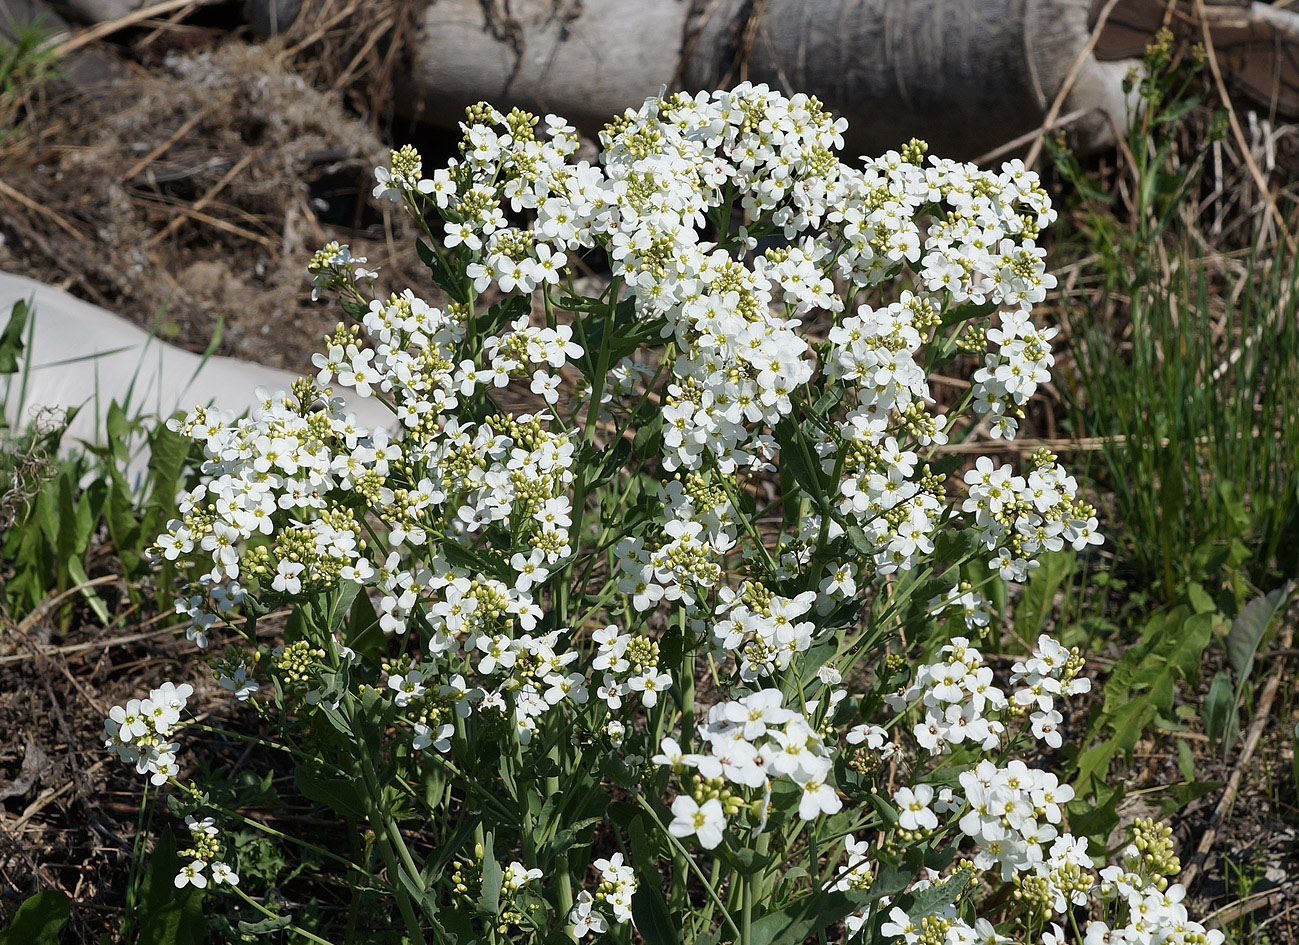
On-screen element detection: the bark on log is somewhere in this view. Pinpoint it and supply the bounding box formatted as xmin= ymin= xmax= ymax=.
xmin=39 ymin=0 xmax=1299 ymax=158
xmin=404 ymin=0 xmax=1131 ymax=160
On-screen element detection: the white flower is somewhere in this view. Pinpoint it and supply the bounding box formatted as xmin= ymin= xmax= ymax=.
xmin=210 ymin=861 xmax=239 ymax=886
xmin=893 ymin=785 xmax=938 ymax=832
xmin=530 ymin=371 xmax=562 ymax=405
xmin=174 ymin=860 xmax=207 ymax=889
xmin=795 ymin=772 xmax=842 ymax=821
xmin=388 ymin=670 xmax=427 ymax=707
xmin=412 ymin=722 xmax=453 ymax=753
xmin=668 ymin=795 xmax=726 ymax=849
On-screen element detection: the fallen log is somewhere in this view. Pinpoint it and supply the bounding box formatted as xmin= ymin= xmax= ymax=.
xmin=395 ymin=0 xmax=1299 ymax=159
xmin=29 ymin=0 xmax=1299 ymax=159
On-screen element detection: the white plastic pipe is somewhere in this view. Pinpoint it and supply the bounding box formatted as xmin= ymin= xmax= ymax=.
xmin=0 ymin=272 xmax=390 ymax=450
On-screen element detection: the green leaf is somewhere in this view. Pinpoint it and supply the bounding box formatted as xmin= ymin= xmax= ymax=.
xmin=235 ymin=914 xmax=291 ymax=935
xmin=717 ymin=846 xmax=774 ymax=876
xmin=0 ymin=299 xmax=29 ymax=374
xmin=478 ymin=294 xmax=530 ymax=337
xmin=66 ymin=555 xmax=111 ymax=626
xmin=476 ymin=832 xmax=503 ymax=916
xmin=1067 ymin=781 xmax=1123 ymax=842
xmin=1176 ymin=739 xmax=1196 ymax=782
xmin=1292 ymin=721 xmax=1299 ymax=790
xmin=1014 ymin=551 xmax=1075 ymax=639
xmin=345 ymin=589 xmax=385 ymax=664
xmin=747 ymin=884 xmax=892 ymax=945
xmin=295 ymin=760 xmax=366 ymax=820
xmin=895 ymin=870 xmax=969 ymax=919
xmin=416 ymin=240 xmax=469 ymax=304
xmin=1226 ymin=582 xmax=1293 ymax=683
xmin=772 ymin=418 xmax=824 ymax=508
xmin=134 ymin=828 xmax=206 ymax=945
xmin=1202 ymin=671 xmax=1234 ymax=748
xmin=630 ymin=882 xmax=680 ymax=945
xmin=0 ymin=890 xmax=70 ymax=945
xmin=146 ymin=421 xmax=190 ymax=514
xmin=1156 ymin=780 xmax=1222 ymax=817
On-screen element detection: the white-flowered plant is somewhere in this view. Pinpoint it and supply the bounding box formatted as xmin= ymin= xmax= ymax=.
xmin=114 ymin=85 xmax=1216 ymax=944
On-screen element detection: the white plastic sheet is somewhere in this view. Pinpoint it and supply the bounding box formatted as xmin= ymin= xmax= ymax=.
xmin=0 ymin=272 xmax=390 ymax=448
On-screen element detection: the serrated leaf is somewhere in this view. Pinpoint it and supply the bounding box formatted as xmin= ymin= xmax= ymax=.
xmin=476 ymin=832 xmax=503 ymax=916
xmin=896 ymin=870 xmax=968 ymax=918
xmin=236 ymin=914 xmax=291 ymax=935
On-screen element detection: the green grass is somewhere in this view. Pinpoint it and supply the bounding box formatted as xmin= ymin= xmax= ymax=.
xmin=1051 ymin=42 xmax=1299 ymax=609
xmin=0 ymin=16 xmax=61 ymax=135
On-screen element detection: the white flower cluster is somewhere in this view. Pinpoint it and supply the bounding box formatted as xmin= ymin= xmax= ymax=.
xmin=886 ymin=634 xmax=1090 ymax=758
xmin=885 ymin=636 xmax=1008 ymax=755
xmin=963 ymin=454 xmax=1102 ymax=582
xmin=173 ymin=814 xmax=239 ymax=890
xmin=657 ymin=688 xmax=843 ymax=850
xmin=103 ymin=682 xmax=192 ymax=785
xmin=711 ymin=587 xmax=817 ymax=681
xmin=130 ymin=83 xmax=1229 ymax=945
xmin=956 ymin=759 xmax=1080 ymax=881
xmin=881 ymin=819 xmax=1224 ymax=945
xmin=568 ymin=853 xmax=636 ymax=938
xmin=1091 ymin=833 xmax=1224 ymax=945
xmin=384 ymin=621 xmax=593 ymax=751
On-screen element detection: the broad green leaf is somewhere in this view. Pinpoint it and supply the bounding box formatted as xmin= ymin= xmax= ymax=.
xmin=630 ymin=882 xmax=680 ymax=945
xmin=0 ymin=890 xmax=70 ymax=945
xmin=345 ymin=589 xmax=385 ymax=664
xmin=1014 ymin=551 xmax=1075 ymax=640
xmin=66 ymin=555 xmax=110 ymax=626
xmin=416 ymin=239 xmax=470 ymax=304
xmin=295 ymin=760 xmax=366 ymax=820
xmin=1156 ymin=780 xmax=1222 ymax=817
xmin=1226 ymin=582 xmax=1293 ymax=683
xmin=895 ymin=871 xmax=969 ymax=920
xmin=134 ymin=828 xmax=206 ymax=945
xmin=748 ymin=874 xmax=909 ymax=945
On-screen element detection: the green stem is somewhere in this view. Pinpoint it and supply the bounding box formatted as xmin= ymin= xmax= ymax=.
xmin=740 ymin=873 xmax=753 ymax=945
xmin=633 ymin=795 xmax=741 ymax=940
xmin=229 ymin=885 xmax=340 ymax=945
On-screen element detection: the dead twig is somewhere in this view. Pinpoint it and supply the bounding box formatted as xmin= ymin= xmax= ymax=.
xmin=1194 ymin=0 xmax=1298 ymax=254
xmin=1180 ymin=623 xmax=1296 ymax=889
xmin=1025 ymin=0 xmax=1124 ymax=167
xmin=143 ymin=150 xmax=260 ymax=249
xmin=45 ymin=0 xmax=222 ymax=59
